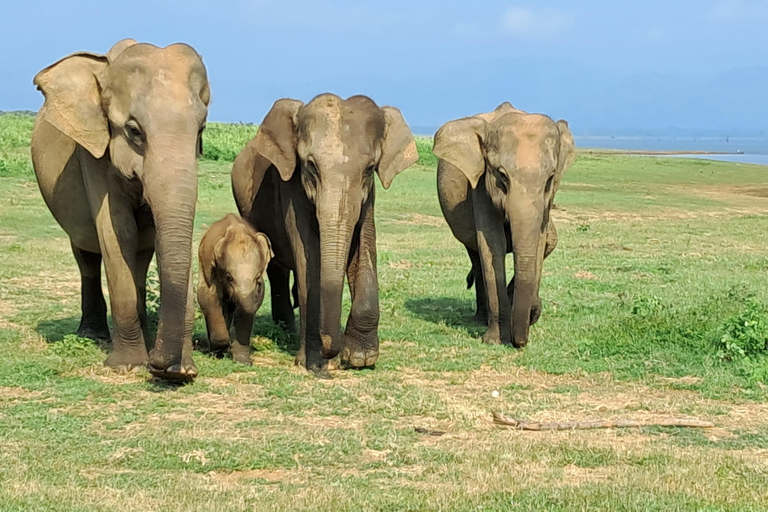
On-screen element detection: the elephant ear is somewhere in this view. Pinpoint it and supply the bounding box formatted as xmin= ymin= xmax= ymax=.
xmin=432 ymin=117 xmax=488 ymax=189
xmin=34 ymin=52 xmax=110 ymax=159
xmin=377 ymin=106 xmax=418 ymax=189
xmin=107 ymin=39 xmax=138 ymax=62
xmin=252 ymin=232 xmax=274 ymax=275
xmin=253 ymin=99 xmax=303 ymax=181
xmin=213 ymin=225 xmax=234 ymax=266
xmin=554 ymin=120 xmax=576 ymax=193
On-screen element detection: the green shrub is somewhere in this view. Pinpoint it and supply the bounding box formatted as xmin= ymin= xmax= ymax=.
xmin=0 ymin=114 xmax=35 ymax=178
xmin=50 ymin=334 xmax=100 ymax=358
xmin=716 ymin=299 xmax=768 ymax=360
xmin=0 ymin=113 xmax=35 ymax=149
xmin=201 ymin=122 xmax=258 ymax=162
xmin=415 ymin=137 xmax=437 ymax=167
xmin=0 ymin=150 xmax=33 ymax=178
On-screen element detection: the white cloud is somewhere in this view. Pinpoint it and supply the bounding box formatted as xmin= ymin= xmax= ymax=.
xmin=502 ymin=6 xmax=569 ymax=39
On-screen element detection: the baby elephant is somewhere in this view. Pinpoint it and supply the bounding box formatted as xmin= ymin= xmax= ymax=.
xmin=198 ymin=214 xmax=272 ymax=364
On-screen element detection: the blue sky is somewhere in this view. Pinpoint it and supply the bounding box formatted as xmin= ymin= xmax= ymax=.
xmin=2 ymin=1 xmax=767 ymax=134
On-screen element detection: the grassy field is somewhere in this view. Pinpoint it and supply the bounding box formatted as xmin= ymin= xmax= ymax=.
xmin=1 ymin=113 xmax=768 ymax=511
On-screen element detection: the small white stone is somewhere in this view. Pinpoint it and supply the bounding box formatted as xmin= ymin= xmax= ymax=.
xmin=491 ymin=390 xmax=500 ymax=398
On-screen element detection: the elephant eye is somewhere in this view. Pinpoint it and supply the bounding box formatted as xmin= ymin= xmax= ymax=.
xmin=124 ymin=120 xmax=144 ymax=145
xmin=305 ymin=158 xmax=319 ymax=175
xmin=545 ymin=175 xmax=555 ymax=193
xmin=364 ymin=164 xmax=376 ymax=177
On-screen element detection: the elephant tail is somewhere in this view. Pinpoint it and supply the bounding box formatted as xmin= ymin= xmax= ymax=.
xmin=466 ymin=269 xmax=475 ymax=289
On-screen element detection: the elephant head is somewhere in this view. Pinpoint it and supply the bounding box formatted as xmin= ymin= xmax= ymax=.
xmin=245 ymin=94 xmax=417 ymax=358
xmin=34 ymin=40 xmax=210 ymax=369
xmin=433 ymin=103 xmax=575 ymax=347
xmin=213 ymin=221 xmax=272 ymax=315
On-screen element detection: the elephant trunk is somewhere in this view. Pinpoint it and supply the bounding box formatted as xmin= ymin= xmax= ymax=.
xmin=234 ymin=283 xmax=263 ymax=316
xmin=317 ymin=186 xmax=360 ymax=359
xmin=142 ymin=141 xmax=198 ymax=369
xmin=510 ymin=205 xmax=545 ymax=349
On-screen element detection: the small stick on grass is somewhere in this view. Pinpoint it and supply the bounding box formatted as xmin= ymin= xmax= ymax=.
xmin=415 ymin=427 xmax=447 ymax=436
xmin=492 ymin=411 xmax=714 ymax=431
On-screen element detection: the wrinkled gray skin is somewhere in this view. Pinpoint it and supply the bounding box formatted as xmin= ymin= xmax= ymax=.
xmin=31 ymin=39 xmax=210 ymax=381
xmin=434 ymin=103 xmax=575 ymax=348
xmin=197 ymin=214 xmax=272 ymax=365
xmin=232 ymin=94 xmax=418 ymax=376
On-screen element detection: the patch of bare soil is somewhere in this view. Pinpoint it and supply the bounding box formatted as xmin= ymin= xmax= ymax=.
xmin=0 ymin=297 xmax=20 ymax=329
xmin=0 ymin=386 xmax=46 ymax=407
xmin=203 ymin=468 xmax=308 ymax=489
xmin=6 ymin=271 xmax=80 ymax=301
xmin=574 ymin=271 xmax=598 ymax=280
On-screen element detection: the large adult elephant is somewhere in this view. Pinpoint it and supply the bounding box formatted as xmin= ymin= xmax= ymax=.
xmin=232 ymin=94 xmax=418 ymax=375
xmin=31 ymin=39 xmax=210 ymax=381
xmin=434 ymin=103 xmax=575 ymax=348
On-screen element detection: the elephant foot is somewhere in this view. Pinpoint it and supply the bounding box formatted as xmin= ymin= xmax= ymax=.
xmin=231 ymin=343 xmax=252 ymax=365
xmin=481 ymin=331 xmax=502 ymax=345
xmin=294 ymin=344 xmax=306 ymax=368
xmin=342 ymin=326 xmax=379 ymax=369
xmin=308 ymin=366 xmax=333 ymax=380
xmin=207 ymin=338 xmax=230 ymax=356
xmin=77 ymin=324 xmax=110 ymax=342
xmin=326 ymin=356 xmax=342 ymax=371
xmin=104 ymin=345 xmax=149 ymax=371
xmin=148 ymin=362 xmax=198 ymax=382
xmin=148 ymin=349 xmax=198 ymax=382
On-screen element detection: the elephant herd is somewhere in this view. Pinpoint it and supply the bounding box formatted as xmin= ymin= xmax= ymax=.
xmin=30 ymin=40 xmax=575 ymax=381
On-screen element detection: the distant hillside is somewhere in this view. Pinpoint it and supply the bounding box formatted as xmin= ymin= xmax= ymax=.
xmin=0 ymin=110 xmax=35 ymax=116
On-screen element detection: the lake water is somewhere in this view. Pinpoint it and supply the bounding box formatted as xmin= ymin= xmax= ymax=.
xmin=575 ymin=136 xmax=768 ymax=166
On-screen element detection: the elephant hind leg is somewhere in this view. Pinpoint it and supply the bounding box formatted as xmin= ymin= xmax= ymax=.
xmin=267 ymin=263 xmax=296 ymax=332
xmin=135 ymin=248 xmax=155 ymax=348
xmin=466 ymin=248 xmax=488 ymax=325
xmin=72 ymin=243 xmax=110 ymax=342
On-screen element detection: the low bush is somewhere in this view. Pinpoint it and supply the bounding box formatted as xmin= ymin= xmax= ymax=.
xmin=716 ymin=298 xmax=768 ymax=360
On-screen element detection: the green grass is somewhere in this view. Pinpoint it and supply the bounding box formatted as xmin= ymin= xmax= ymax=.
xmin=2 ymin=115 xmax=768 ymax=511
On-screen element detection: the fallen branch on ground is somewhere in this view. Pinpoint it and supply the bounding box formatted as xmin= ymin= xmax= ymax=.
xmin=414 ymin=427 xmax=446 ymax=436
xmin=492 ymin=411 xmax=714 ymax=430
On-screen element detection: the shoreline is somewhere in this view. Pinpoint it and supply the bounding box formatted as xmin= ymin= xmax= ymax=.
xmin=579 ymin=148 xmax=742 ymax=156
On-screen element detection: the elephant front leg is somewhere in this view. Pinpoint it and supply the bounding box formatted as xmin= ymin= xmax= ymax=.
xmin=95 ymin=213 xmax=148 ymax=371
xmin=71 ymin=243 xmax=110 ymax=341
xmin=342 ymin=210 xmax=380 ymax=369
xmin=232 ymin=308 xmax=255 ymax=365
xmin=473 ymin=189 xmax=512 ymax=346
xmin=267 ymin=262 xmax=295 ymax=332
xmin=198 ymin=283 xmax=231 ymax=355
xmin=284 ymin=192 xmax=326 ymax=376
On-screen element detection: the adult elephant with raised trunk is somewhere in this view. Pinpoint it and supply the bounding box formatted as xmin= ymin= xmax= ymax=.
xmin=434 ymin=103 xmax=575 ymax=348
xmin=31 ymin=39 xmax=209 ymax=381
xmin=232 ymin=94 xmax=418 ymax=376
